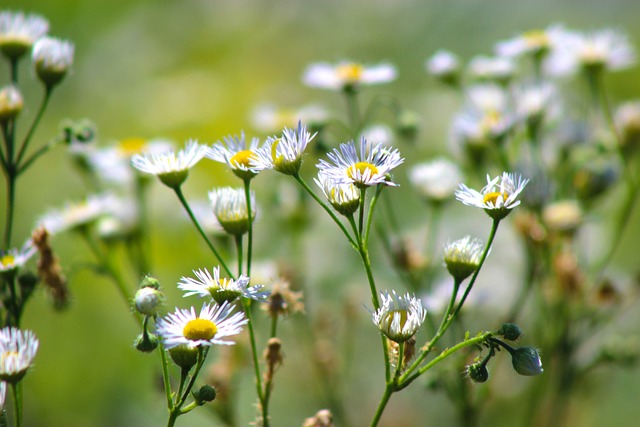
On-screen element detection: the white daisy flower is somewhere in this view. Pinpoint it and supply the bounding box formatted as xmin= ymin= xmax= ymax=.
xmin=513 ymin=81 xmax=560 ymax=126
xmin=317 ymin=136 xmax=404 ymax=188
xmin=89 ymin=137 xmax=173 ymax=186
xmin=302 ymin=61 xmax=397 ymax=91
xmin=251 ymin=103 xmax=329 ymax=133
xmin=0 ymin=11 xmax=48 ymax=60
xmin=408 ymin=158 xmax=463 ymax=203
xmin=0 ymin=327 xmax=39 ymax=384
xmin=37 ymin=193 xmax=116 ymax=235
xmin=251 ymin=121 xmax=316 ymax=175
xmin=156 ymin=302 xmax=248 ymax=349
xmin=0 ymin=85 xmax=23 ymax=121
xmin=131 ymin=139 xmax=207 ymax=188
xmin=178 ymin=266 xmax=268 ymax=304
xmin=443 ymin=236 xmax=485 ymax=282
xmin=206 ymin=132 xmax=261 ymax=181
xmin=572 ymin=28 xmax=636 ymax=72
xmin=455 ymin=172 xmax=529 ymax=220
xmin=32 ymin=36 xmax=74 ymax=87
xmin=314 ymin=173 xmax=360 ymax=216
xmin=372 ymin=291 xmax=426 ymax=343
xmin=495 ymin=25 xmax=571 ymax=60
xmin=468 ymin=55 xmax=516 ymax=84
xmin=208 ymin=187 xmax=256 ymax=236
xmin=426 ymin=50 xmax=461 ymax=84
xmin=360 ymin=124 xmax=394 ymax=146
xmin=0 ymin=240 xmax=36 ymax=274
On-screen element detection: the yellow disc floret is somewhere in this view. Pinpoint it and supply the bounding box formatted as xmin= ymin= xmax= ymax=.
xmin=337 ymin=63 xmax=364 ymax=84
xmin=348 ymin=162 xmax=379 ymax=180
xmin=118 ymin=138 xmax=147 ymax=155
xmin=230 ymin=150 xmax=255 ymax=169
xmin=483 ymin=191 xmax=509 ymax=205
xmin=183 ymin=318 xmax=218 ymax=341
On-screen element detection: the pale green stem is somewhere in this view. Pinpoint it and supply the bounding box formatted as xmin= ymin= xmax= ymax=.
xmin=173 ymin=187 xmax=233 ymax=277
xmin=358 ymin=187 xmax=367 ymax=236
xmin=243 ymin=179 xmax=254 ymax=276
xmin=16 ymin=88 xmax=52 ymax=164
xmin=364 ymin=185 xmax=383 ymax=247
xmin=159 ymin=342 xmax=173 ymax=411
xmin=242 ymin=300 xmax=267 ymax=425
xmin=293 ymin=173 xmax=357 ymax=248
xmin=343 ymin=89 xmax=362 ymax=136
xmin=234 ymin=235 xmax=243 ymax=278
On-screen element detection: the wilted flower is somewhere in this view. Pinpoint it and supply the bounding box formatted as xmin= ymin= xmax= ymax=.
xmin=303 ymin=61 xmax=397 ymax=91
xmin=156 ymin=302 xmax=248 ymax=349
xmin=372 ymin=291 xmax=426 ymax=343
xmin=317 ymin=136 xmax=404 ymax=188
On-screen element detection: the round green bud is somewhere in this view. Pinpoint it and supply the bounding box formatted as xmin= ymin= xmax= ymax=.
xmin=134 ymin=333 xmax=158 ymax=353
xmin=467 ymin=362 xmax=489 ymax=383
xmin=498 ymin=323 xmax=522 ymax=341
xmin=510 ymin=347 xmax=544 ymax=376
xmin=193 ymin=385 xmax=217 ymax=404
xmin=169 ymin=345 xmax=198 ymax=371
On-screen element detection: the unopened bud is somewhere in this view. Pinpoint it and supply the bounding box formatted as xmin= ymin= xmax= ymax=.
xmin=169 ymin=345 xmax=198 ymax=371
xmin=134 ymin=333 xmax=158 ymax=353
xmin=32 ymin=36 xmax=74 ymax=88
xmin=466 ymin=362 xmax=489 ymax=383
xmin=0 ymin=86 xmax=23 ymax=122
xmin=498 ymin=323 xmax=522 ymax=341
xmin=510 ymin=346 xmax=543 ymax=376
xmin=134 ymin=286 xmax=163 ymax=316
xmin=192 ymin=384 xmax=217 ymax=404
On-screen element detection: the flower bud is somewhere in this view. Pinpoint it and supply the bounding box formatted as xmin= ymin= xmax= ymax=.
xmin=466 ymin=362 xmax=489 ymax=383
xmin=140 ymin=275 xmax=161 ymax=290
xmin=510 ymin=346 xmax=543 ymax=376
xmin=443 ymin=236 xmax=484 ymax=282
xmin=134 ymin=286 xmax=163 ymax=316
xmin=498 ymin=323 xmax=522 ymax=341
xmin=0 ymin=86 xmax=23 ymax=122
xmin=32 ymin=36 xmax=74 ymax=88
xmin=169 ymin=345 xmax=199 ymax=371
xmin=134 ymin=333 xmax=158 ymax=353
xmin=192 ymin=384 xmax=217 ymax=404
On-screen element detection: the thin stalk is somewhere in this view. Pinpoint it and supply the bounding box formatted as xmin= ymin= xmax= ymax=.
xmin=242 ymin=300 xmax=266 ymax=424
xmin=173 ymin=187 xmax=232 ymax=277
xmin=16 ymin=88 xmax=52 ymax=165
xmin=369 ymin=384 xmax=393 ymax=427
xmin=293 ymin=173 xmax=357 ymax=248
xmin=358 ymin=187 xmax=367 ymax=236
xmin=11 ymin=383 xmax=21 ymax=427
xmin=243 ymin=179 xmax=254 ymax=276
xmin=17 ymin=136 xmax=63 ymax=175
xmin=159 ymin=342 xmax=173 ymax=410
xmin=343 ymin=89 xmax=362 ymax=136
xmin=270 ymin=315 xmax=278 ymax=338
xmin=364 ymin=185 xmax=383 ymax=247
xmin=234 ymin=235 xmax=243 ymax=278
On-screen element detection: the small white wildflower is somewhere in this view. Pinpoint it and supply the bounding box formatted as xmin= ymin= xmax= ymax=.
xmin=372 ymin=291 xmax=426 ymax=343
xmin=302 ymin=61 xmax=397 ymax=91
xmin=0 ymin=240 xmax=36 ymax=275
xmin=314 ymin=173 xmax=360 ymax=216
xmin=208 ymin=187 xmax=256 ymax=236
xmin=206 ymin=132 xmax=260 ymax=181
xmin=426 ymin=50 xmax=460 ymax=84
xmin=408 ymin=158 xmax=463 ymax=203
xmin=455 ymin=172 xmax=529 ymax=220
xmin=0 ymin=11 xmax=48 ymax=60
xmin=468 ymin=55 xmax=516 ymax=84
xmin=0 ymin=327 xmax=39 ymax=384
xmin=178 ymin=266 xmax=268 ymax=304
xmin=443 ymin=236 xmax=484 ymax=282
xmin=131 ymin=140 xmax=207 ymax=188
xmin=251 ymin=121 xmax=316 ymax=175
xmin=0 ymin=85 xmax=23 ymax=122
xmin=32 ymin=36 xmax=74 ymax=87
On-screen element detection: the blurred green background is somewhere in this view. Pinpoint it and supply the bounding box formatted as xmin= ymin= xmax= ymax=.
xmin=3 ymin=0 xmax=640 ymax=426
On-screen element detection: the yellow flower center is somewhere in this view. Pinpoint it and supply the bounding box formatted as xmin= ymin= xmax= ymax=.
xmin=348 ymin=162 xmax=379 ymax=180
xmin=183 ymin=318 xmax=218 ymax=341
xmin=218 ymin=278 xmax=232 ymax=289
xmin=337 ymin=63 xmax=364 ymax=83
xmin=118 ymin=137 xmax=147 ymax=155
xmin=480 ymin=110 xmax=502 ymax=134
xmin=483 ymin=191 xmax=509 ymax=205
xmin=0 ymin=254 xmax=15 ymax=267
xmin=230 ymin=150 xmax=255 ymax=168
xmin=523 ymin=30 xmax=549 ymax=49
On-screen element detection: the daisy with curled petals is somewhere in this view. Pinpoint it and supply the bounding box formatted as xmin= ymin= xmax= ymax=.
xmin=317 ymin=136 xmax=404 ymax=188
xmin=372 ymin=291 xmax=426 ymax=343
xmin=0 ymin=327 xmax=39 ymax=384
xmin=314 ymin=173 xmax=360 ymax=217
xmin=156 ymin=302 xmax=248 ymax=349
xmin=206 ymin=132 xmax=261 ymax=181
xmin=179 ymin=266 xmax=268 ymax=304
xmin=251 ymin=121 xmax=316 ymax=176
xmin=455 ymin=172 xmax=529 ymax=221
xmin=303 ymin=61 xmax=397 ymax=92
xmin=208 ymin=187 xmax=257 ymax=236
xmin=131 ymin=139 xmax=207 ymax=189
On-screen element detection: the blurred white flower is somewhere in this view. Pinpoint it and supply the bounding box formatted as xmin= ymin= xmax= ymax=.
xmin=303 ymin=61 xmax=397 ymax=91
xmin=426 ymin=50 xmax=461 ymax=83
xmin=468 ymin=55 xmax=515 ymax=83
xmin=251 ymin=121 xmax=316 ymax=175
xmin=0 ymin=11 xmax=48 ymax=59
xmin=131 ymin=140 xmax=207 ymax=188
xmin=251 ymin=104 xmax=329 ymax=133
xmin=408 ymin=157 xmax=463 ymax=203
xmin=32 ymin=36 xmax=74 ymax=87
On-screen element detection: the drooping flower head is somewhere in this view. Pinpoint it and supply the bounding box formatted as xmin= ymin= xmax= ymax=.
xmin=156 ymin=302 xmax=248 ymax=349
xmin=208 ymin=187 xmax=256 ymax=236
xmin=0 ymin=11 xmax=49 ymax=60
xmin=303 ymin=61 xmax=397 ymax=92
xmin=372 ymin=291 xmax=426 ymax=343
xmin=32 ymin=36 xmax=74 ymax=88
xmin=131 ymin=139 xmax=207 ymax=189
xmin=317 ymin=136 xmax=404 ymax=188
xmin=0 ymin=327 xmax=39 ymax=384
xmin=456 ymin=172 xmax=529 ymax=221
xmin=206 ymin=132 xmax=261 ymax=181
xmin=178 ymin=266 xmax=268 ymax=304
xmin=251 ymin=121 xmax=316 ymax=176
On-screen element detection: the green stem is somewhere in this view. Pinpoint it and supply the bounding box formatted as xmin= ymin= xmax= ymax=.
xmin=16 ymin=88 xmax=52 ymax=165
xmin=242 ymin=300 xmax=266 ymax=423
xmin=159 ymin=342 xmax=174 ymax=411
xmin=369 ymin=384 xmax=393 ymax=427
xmin=243 ymin=179 xmax=254 ymax=276
xmin=358 ymin=187 xmax=367 ymax=236
xmin=234 ymin=235 xmax=243 ymax=278
xmin=16 ymin=136 xmax=63 ymax=176
xmin=270 ymin=315 xmax=278 ymax=339
xmin=364 ymin=185 xmax=383 ymax=247
xmin=11 ymin=383 xmax=21 ymax=427
xmin=173 ymin=187 xmax=233 ymax=277
xmin=343 ymin=89 xmax=362 ymax=137
xmin=293 ymin=173 xmax=357 ymax=248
